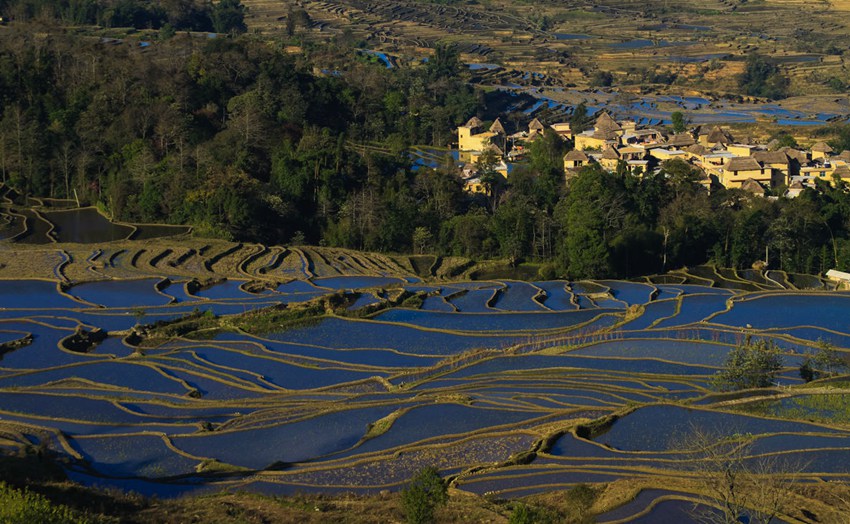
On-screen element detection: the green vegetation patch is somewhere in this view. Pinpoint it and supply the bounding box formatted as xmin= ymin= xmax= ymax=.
xmin=0 ymin=481 xmax=93 ymax=524
xmin=739 ymin=393 xmax=850 ymax=425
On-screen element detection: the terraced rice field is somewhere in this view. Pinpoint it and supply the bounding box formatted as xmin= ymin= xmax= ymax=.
xmin=0 ymin=256 xmax=849 ymax=521
xmin=241 ymin=0 xmax=850 ymax=127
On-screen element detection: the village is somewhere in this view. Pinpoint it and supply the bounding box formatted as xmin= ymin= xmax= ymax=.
xmin=457 ymin=112 xmax=850 ymax=198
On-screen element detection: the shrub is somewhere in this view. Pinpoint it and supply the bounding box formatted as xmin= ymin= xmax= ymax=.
xmin=509 ymin=503 xmax=556 ymax=524
xmin=400 ymin=467 xmax=448 ymax=524
xmin=0 ymin=482 xmax=90 ymax=524
xmin=713 ymin=339 xmax=784 ymax=391
xmin=800 ymin=339 xmax=848 ymax=382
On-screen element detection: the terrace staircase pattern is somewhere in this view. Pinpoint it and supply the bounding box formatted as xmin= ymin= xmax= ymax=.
xmin=0 ymin=256 xmax=849 ymax=523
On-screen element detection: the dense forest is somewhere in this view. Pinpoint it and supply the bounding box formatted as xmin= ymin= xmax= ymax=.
xmin=3 ymin=15 xmax=850 ymax=278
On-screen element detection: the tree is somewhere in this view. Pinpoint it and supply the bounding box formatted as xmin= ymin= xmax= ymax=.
xmin=768 ymin=130 xmax=797 ymax=150
xmin=712 ymin=339 xmax=784 ymax=391
xmin=211 ymin=0 xmax=246 ymax=34
xmin=427 ymin=44 xmax=461 ymax=81
xmin=671 ymin=111 xmax=687 ymax=134
xmin=569 ymin=102 xmax=592 ymax=134
xmin=442 ymin=209 xmax=495 ymax=258
xmin=680 ymin=425 xmax=798 ymax=524
xmin=739 ymin=54 xmax=788 ymax=100
xmin=401 ymin=467 xmax=448 ymax=524
xmin=492 ymin=197 xmax=533 ymax=263
xmin=829 ymin=124 xmax=850 ymax=154
xmin=476 ymin=149 xmax=504 ymax=211
xmin=800 ymin=339 xmax=847 ymax=382
xmin=412 ymin=226 xmax=433 ymax=254
xmin=589 ymin=70 xmax=613 ymax=87
xmin=557 ymin=165 xmax=627 ymax=278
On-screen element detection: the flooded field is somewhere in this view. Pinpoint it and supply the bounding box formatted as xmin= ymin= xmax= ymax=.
xmin=0 ymin=258 xmax=848 ymax=523
xmin=239 ymin=0 xmax=850 ymax=129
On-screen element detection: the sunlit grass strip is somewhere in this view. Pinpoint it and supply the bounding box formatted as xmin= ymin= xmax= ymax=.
xmin=256 ymin=246 xmax=288 ymax=276
xmin=149 ymin=357 xmax=279 ymax=393
xmin=356 ymin=309 xmax=625 ymax=337
xmin=675 ymin=269 xmax=715 ymax=287
xmin=726 ymin=391 xmax=850 ymax=429
xmin=8 ymin=377 xmax=201 ymax=404
xmin=176 ymin=334 xmax=435 ymax=365
xmin=765 ymin=269 xmax=795 ymax=289
xmin=303 ymin=247 xmax=338 ymax=277
xmin=201 ymin=335 xmax=413 ymax=373
xmin=720 ymin=289 xmax=849 ymax=304
xmin=236 ymin=244 xmax=267 ymax=278
xmin=644 ymin=295 xmax=684 ymax=328
xmin=0 ymin=315 xmax=77 ymax=334
xmin=289 ymin=247 xmax=312 ymax=278
xmin=201 ymin=243 xmax=244 ymax=273
xmin=629 ymin=323 xmax=828 ymax=352
xmin=187 ymin=352 xmax=288 ymax=391
xmin=420 ymin=372 xmax=699 ymax=400
xmin=546 ymin=353 xmax=724 ymax=371
xmin=416 ymin=373 xmax=664 ymax=405
xmin=0 ymin=406 xmax=200 ymax=432
xmin=760 ymin=325 xmax=850 ymax=346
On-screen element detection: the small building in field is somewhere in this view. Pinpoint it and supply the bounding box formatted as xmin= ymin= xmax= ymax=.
xmin=726 ymin=144 xmax=758 ymax=157
xmin=528 ymin=118 xmax=545 ymax=138
xmin=718 ymin=156 xmax=776 ymax=189
xmin=826 ymin=269 xmax=850 ymax=288
xmin=564 ymin=149 xmax=592 ymax=174
xmin=740 ymin=178 xmax=767 ymax=197
xmin=458 ymin=116 xmax=504 ymax=152
xmin=753 ymin=150 xmax=792 ymax=184
xmin=811 ymin=142 xmax=834 ymax=160
xmin=650 ymin=148 xmax=687 ymax=162
xmin=832 ymin=164 xmax=850 ymax=185
xmin=599 ymin=146 xmax=621 ymax=171
xmin=549 ymin=122 xmax=572 ymax=140
xmin=785 ymin=180 xmax=806 ymax=198
xmin=574 ymin=112 xmax=624 ymax=151
xmin=698 ymin=125 xmax=734 ymax=148
xmin=665 ymin=133 xmax=696 ymax=149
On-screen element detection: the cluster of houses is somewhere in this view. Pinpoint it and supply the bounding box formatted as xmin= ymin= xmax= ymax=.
xmin=456 ymin=111 xmax=850 ymax=198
